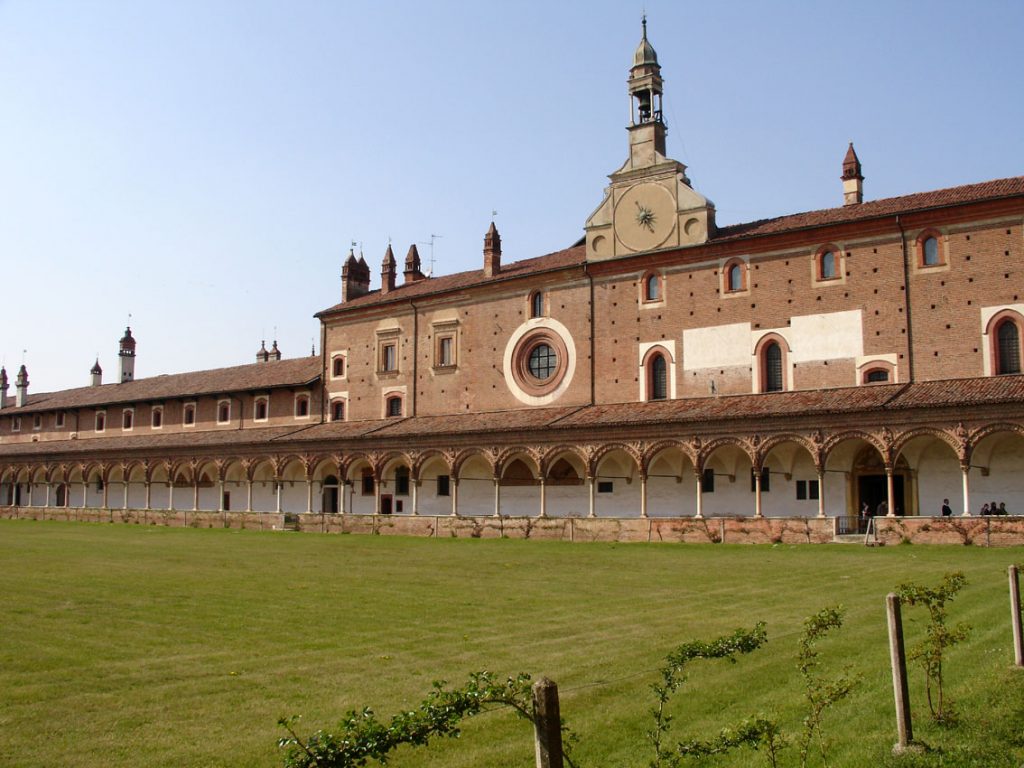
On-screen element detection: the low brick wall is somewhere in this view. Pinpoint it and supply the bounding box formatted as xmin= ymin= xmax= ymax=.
xmin=3 ymin=507 xmax=1024 ymax=545
xmin=872 ymin=516 xmax=1024 ymax=547
xmin=0 ymin=506 xmax=284 ymax=530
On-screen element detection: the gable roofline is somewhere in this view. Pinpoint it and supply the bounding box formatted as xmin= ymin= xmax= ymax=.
xmin=0 ymin=357 xmax=321 ymax=416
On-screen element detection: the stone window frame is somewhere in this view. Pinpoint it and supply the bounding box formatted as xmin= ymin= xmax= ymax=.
xmin=812 ymin=243 xmax=846 ymax=285
xmin=11 ymin=415 xmax=21 ymax=433
xmin=510 ymin=328 xmax=569 ymax=398
xmin=916 ymin=228 xmax=946 ymax=269
xmin=54 ymin=411 xmax=65 ymax=429
xmin=183 ymin=402 xmax=196 ymax=427
xmin=330 ymin=398 xmax=347 ymax=422
xmin=721 ymin=257 xmax=750 ymax=297
xmin=293 ymin=392 xmax=311 ymax=420
xmin=376 ymin=328 xmax=402 ymax=377
xmin=432 ymin=319 xmax=459 ymax=371
xmin=640 ymin=271 xmax=665 ymax=307
xmin=987 ymin=309 xmax=1024 ymax=376
xmin=216 ymin=398 xmax=231 ymax=425
xmin=639 ymin=342 xmax=676 ymax=402
xmin=330 ymin=351 xmax=347 ymax=380
xmin=32 ymin=413 xmax=42 ymax=431
xmin=753 ymin=333 xmax=791 ymax=393
xmin=121 ymin=407 xmax=135 ymax=431
xmin=528 ymin=290 xmax=545 ymax=319
xmin=253 ymin=396 xmax=269 ymax=422
xmin=95 ymin=410 xmax=107 ymax=433
xmin=151 ymin=405 xmax=164 ymax=429
xmin=385 ymin=394 xmax=403 ymax=418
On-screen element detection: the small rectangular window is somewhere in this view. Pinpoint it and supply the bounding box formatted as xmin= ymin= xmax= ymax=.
xmin=436 ymin=475 xmax=450 ymax=497
xmin=95 ymin=412 xmax=106 ymax=432
xmin=183 ymin=405 xmax=195 ymax=426
xmin=122 ymin=410 xmax=133 ymax=430
xmin=12 ymin=416 xmax=21 ymax=432
xmin=809 ymin=480 xmax=820 ymax=500
xmin=55 ymin=412 xmax=65 ymax=429
xmin=438 ymin=336 xmax=454 ymax=367
xmin=382 ymin=343 xmax=396 ymax=372
xmin=597 ymin=480 xmax=614 ymax=494
xmin=702 ymin=468 xmax=715 ymax=493
xmin=331 ymin=400 xmax=345 ymax=421
xmin=152 ymin=409 xmax=163 ymax=428
xmin=395 ymin=469 xmax=410 ymax=496
xmin=796 ymin=480 xmax=807 ymax=500
xmin=33 ymin=414 xmax=42 ymax=430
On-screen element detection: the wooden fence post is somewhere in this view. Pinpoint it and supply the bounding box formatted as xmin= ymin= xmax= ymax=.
xmin=1010 ymin=565 xmax=1023 ymax=668
xmin=532 ymin=677 xmax=564 ymax=768
xmin=886 ymin=593 xmax=913 ymax=751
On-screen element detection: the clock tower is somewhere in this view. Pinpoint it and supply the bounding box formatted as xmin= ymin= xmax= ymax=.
xmin=585 ymin=17 xmax=715 ymax=261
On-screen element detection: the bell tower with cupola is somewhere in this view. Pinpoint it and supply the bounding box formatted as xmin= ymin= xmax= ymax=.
xmin=585 ymin=16 xmax=715 ymax=262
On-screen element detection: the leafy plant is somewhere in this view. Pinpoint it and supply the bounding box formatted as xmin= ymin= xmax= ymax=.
xmin=796 ymin=606 xmax=858 ymax=767
xmin=278 ymin=671 xmax=579 ymax=768
xmin=896 ymin=572 xmax=971 ymax=723
xmin=647 ymin=623 xmax=771 ymax=767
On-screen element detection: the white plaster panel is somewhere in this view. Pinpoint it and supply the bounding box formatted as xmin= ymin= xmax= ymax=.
xmin=682 ymin=322 xmax=751 ymax=370
xmin=789 ymin=310 xmax=863 ymax=362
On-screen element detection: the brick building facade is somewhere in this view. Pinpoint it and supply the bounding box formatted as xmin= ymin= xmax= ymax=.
xmin=2 ymin=23 xmax=1024 ymax=528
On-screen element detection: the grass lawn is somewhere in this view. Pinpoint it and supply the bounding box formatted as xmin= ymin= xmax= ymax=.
xmin=0 ymin=520 xmax=1021 ymax=767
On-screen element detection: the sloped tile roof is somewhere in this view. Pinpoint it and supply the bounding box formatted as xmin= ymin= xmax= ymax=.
xmin=3 ymin=357 xmax=321 ymax=415
xmin=316 ymin=245 xmax=586 ymax=315
xmin=714 ymin=176 xmax=1024 ymax=240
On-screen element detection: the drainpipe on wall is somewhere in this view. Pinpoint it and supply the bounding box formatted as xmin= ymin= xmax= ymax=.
xmin=410 ymin=300 xmax=419 ymax=417
xmin=896 ymin=215 xmax=915 ymax=383
xmin=585 ymin=264 xmax=596 ymax=406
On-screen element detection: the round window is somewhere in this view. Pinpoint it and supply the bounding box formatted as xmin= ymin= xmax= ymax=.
xmin=528 ymin=343 xmax=557 ymax=380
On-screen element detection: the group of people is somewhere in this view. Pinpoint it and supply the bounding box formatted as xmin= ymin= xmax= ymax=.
xmin=979 ymin=500 xmax=1011 ymax=516
xmin=940 ymin=498 xmax=1011 ymax=516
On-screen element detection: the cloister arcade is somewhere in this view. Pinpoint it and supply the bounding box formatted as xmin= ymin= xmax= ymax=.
xmin=2 ymin=421 xmax=1022 ymax=520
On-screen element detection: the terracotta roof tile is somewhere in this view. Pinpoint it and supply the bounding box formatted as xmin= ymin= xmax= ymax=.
xmin=714 ymin=176 xmax=1024 ymax=241
xmin=3 ymin=357 xmax=321 ymax=415
xmin=317 ymin=245 xmax=586 ymax=316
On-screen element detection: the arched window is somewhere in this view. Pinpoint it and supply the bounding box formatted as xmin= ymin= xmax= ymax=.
xmin=331 ymin=400 xmax=345 ymax=421
xmin=95 ymin=412 xmax=105 ymax=432
xmin=151 ymin=408 xmax=162 ymax=428
xmin=763 ymin=341 xmax=783 ymax=392
xmin=996 ymin=319 xmax=1021 ymax=374
xmin=644 ymin=273 xmax=661 ymax=302
xmin=183 ymin=405 xmax=195 ymax=425
xmin=648 ymin=353 xmax=667 ymax=400
xmin=332 ymin=356 xmax=345 ymax=377
xmin=530 ymin=291 xmax=544 ymax=318
xmin=725 ymin=261 xmax=745 ymax=292
xmin=254 ymin=399 xmax=268 ymax=421
xmin=820 ymin=250 xmax=836 ymax=279
xmin=295 ymin=396 xmax=310 ymax=418
xmin=386 ymin=396 xmax=403 ymax=417
xmin=122 ymin=409 xmax=133 ymax=429
xmin=922 ymin=236 xmax=939 ymax=266
xmin=217 ymin=402 xmax=230 ymax=424
xmin=864 ymin=368 xmax=890 ymax=384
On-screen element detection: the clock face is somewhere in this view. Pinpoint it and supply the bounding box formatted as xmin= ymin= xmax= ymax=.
xmin=613 ymin=182 xmax=677 ymax=252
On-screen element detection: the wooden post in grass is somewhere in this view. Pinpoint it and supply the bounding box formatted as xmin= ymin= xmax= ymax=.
xmin=1010 ymin=565 xmax=1023 ymax=667
xmin=532 ymin=677 xmax=564 ymax=768
xmin=886 ymin=593 xmax=913 ymax=750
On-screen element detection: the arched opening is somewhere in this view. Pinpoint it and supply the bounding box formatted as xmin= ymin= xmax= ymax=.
xmin=763 ymin=342 xmax=783 ymax=392
xmin=648 ymin=353 xmax=667 ymax=400
xmin=996 ymin=318 xmax=1021 ymax=374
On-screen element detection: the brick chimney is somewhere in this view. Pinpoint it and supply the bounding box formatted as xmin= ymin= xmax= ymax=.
xmin=341 ymin=248 xmax=371 ymax=302
xmin=269 ymin=340 xmax=282 ymax=361
xmin=380 ymin=244 xmax=397 ymax=294
xmin=90 ymin=359 xmax=103 ymax=386
xmin=403 ymin=244 xmax=424 ymax=283
xmin=15 ymin=364 xmax=28 ymax=407
xmin=483 ymin=222 xmax=501 ymax=277
xmin=841 ymin=142 xmax=863 ymax=206
xmin=0 ymin=366 xmax=8 ymax=409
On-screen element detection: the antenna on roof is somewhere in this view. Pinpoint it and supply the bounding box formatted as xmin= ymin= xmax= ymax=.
xmin=418 ymin=234 xmax=443 ymax=277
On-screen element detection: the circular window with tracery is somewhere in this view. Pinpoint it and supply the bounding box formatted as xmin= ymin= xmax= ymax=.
xmin=509 ymin=328 xmax=570 ymax=398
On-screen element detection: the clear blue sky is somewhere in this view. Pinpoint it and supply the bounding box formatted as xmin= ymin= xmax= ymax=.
xmin=2 ymin=1 xmax=1022 ymax=394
